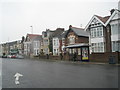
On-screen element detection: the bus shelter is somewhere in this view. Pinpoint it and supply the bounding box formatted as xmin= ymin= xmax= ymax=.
xmin=65 ymin=43 xmax=89 ymax=61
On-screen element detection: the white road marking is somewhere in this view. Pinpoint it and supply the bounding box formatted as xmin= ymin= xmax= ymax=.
xmin=14 ymin=73 xmax=23 ymax=85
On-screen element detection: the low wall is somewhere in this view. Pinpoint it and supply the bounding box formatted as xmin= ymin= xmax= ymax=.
xmin=38 ymin=55 xmax=61 ymax=60
xmin=28 ymin=52 xmax=120 ymax=63
xmin=89 ymin=52 xmax=120 ymax=63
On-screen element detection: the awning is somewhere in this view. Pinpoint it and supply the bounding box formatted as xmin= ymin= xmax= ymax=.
xmin=65 ymin=43 xmax=89 ymax=48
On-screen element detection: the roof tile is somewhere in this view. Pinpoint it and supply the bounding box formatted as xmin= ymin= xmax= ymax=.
xmin=95 ymin=15 xmax=110 ymax=23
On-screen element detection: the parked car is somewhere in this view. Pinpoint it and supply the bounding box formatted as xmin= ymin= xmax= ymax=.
xmin=0 ymin=55 xmax=2 ymax=58
xmin=16 ymin=54 xmax=24 ymax=59
xmin=11 ymin=55 xmax=16 ymax=58
xmin=7 ymin=55 xmax=12 ymax=58
xmin=2 ymin=53 xmax=7 ymax=58
xmin=2 ymin=55 xmax=7 ymax=58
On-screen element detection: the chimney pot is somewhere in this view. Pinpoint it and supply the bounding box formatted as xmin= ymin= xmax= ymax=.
xmin=110 ymin=9 xmax=115 ymax=15
xmin=69 ymin=25 xmax=72 ymax=29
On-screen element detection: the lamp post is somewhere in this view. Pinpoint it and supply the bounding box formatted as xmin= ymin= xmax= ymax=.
xmin=117 ymin=41 xmax=120 ymax=63
xmin=30 ymin=26 xmax=33 ymax=34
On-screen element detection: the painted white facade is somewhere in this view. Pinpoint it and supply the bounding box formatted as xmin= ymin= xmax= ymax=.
xmin=24 ymin=42 xmax=31 ymax=56
xmin=111 ymin=35 xmax=120 ymax=41
xmin=88 ymin=18 xmax=105 ymax=53
xmin=109 ymin=10 xmax=120 ymax=52
xmin=53 ymin=37 xmax=60 ymax=55
xmin=91 ymin=37 xmax=104 ymax=43
xmin=33 ymin=41 xmax=40 ymax=56
xmin=110 ymin=19 xmax=120 ymax=41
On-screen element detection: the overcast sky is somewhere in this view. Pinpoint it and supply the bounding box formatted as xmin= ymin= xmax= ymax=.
xmin=0 ymin=0 xmax=119 ymax=43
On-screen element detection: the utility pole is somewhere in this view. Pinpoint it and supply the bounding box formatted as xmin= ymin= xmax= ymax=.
xmin=7 ymin=37 xmax=9 ymax=55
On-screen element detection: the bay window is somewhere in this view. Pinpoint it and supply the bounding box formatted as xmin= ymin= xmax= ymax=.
xmin=91 ymin=42 xmax=104 ymax=52
xmin=90 ymin=26 xmax=103 ymax=38
xmin=112 ymin=41 xmax=120 ymax=52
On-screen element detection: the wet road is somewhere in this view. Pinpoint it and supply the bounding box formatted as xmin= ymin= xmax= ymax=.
xmin=0 ymin=59 xmax=1 ymax=89
xmin=1 ymin=58 xmax=118 ymax=88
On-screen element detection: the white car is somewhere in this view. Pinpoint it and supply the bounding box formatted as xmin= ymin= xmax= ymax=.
xmin=7 ymin=55 xmax=12 ymax=58
xmin=16 ymin=55 xmax=24 ymax=59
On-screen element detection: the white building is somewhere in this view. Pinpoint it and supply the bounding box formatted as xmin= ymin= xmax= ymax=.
xmin=53 ymin=37 xmax=60 ymax=55
xmin=85 ymin=9 xmax=120 ymax=54
xmin=105 ymin=9 xmax=120 ymax=52
xmin=33 ymin=36 xmax=42 ymax=56
xmin=52 ymin=28 xmax=64 ymax=56
xmin=85 ymin=15 xmax=110 ymax=53
xmin=24 ymin=34 xmax=42 ymax=57
xmin=85 ymin=9 xmax=120 ymax=63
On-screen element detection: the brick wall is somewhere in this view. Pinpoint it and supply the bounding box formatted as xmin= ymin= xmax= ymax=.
xmin=33 ymin=52 xmax=120 ymax=64
xmin=104 ymin=25 xmax=112 ymax=52
xmin=65 ymin=30 xmax=89 ymax=45
xmin=38 ymin=55 xmax=61 ymax=60
xmin=77 ymin=36 xmax=89 ymax=43
xmin=89 ymin=52 xmax=120 ymax=63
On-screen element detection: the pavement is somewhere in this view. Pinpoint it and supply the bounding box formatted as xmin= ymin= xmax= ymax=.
xmin=28 ymin=58 xmax=120 ymax=66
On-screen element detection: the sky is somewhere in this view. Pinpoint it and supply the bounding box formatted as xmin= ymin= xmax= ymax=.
xmin=0 ymin=0 xmax=119 ymax=44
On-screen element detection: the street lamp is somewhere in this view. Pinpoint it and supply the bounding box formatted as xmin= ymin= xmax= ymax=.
xmin=30 ymin=26 xmax=33 ymax=34
xmin=117 ymin=41 xmax=120 ymax=63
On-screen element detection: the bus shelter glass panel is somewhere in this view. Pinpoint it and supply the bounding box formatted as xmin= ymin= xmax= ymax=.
xmin=82 ymin=47 xmax=89 ymax=60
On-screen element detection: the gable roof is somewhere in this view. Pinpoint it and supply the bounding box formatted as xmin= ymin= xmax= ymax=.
xmin=66 ymin=26 xmax=89 ymax=37
xmin=71 ymin=27 xmax=89 ymax=37
xmin=95 ymin=15 xmax=110 ymax=24
xmin=85 ymin=15 xmax=110 ymax=31
xmin=105 ymin=9 xmax=120 ymax=26
xmin=34 ymin=35 xmax=42 ymax=41
xmin=52 ymin=28 xmax=64 ymax=38
xmin=26 ymin=34 xmax=41 ymax=41
xmin=61 ymin=30 xmax=68 ymax=38
xmin=85 ymin=9 xmax=120 ymax=31
xmin=8 ymin=41 xmax=17 ymax=46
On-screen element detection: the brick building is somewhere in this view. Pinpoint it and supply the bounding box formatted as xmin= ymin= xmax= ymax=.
xmin=63 ymin=25 xmax=89 ymax=61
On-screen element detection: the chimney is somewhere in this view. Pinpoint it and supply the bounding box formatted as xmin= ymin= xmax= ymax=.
xmin=110 ymin=9 xmax=115 ymax=15
xmin=22 ymin=36 xmax=25 ymax=42
xmin=69 ymin=25 xmax=72 ymax=29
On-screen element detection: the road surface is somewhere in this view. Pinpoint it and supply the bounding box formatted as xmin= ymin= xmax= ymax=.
xmin=1 ymin=58 xmax=119 ymax=88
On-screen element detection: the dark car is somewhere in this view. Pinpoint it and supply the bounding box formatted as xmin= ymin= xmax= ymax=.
xmin=2 ymin=55 xmax=7 ymax=58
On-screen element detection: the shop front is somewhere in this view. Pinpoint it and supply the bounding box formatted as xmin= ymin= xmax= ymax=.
xmin=65 ymin=43 xmax=89 ymax=61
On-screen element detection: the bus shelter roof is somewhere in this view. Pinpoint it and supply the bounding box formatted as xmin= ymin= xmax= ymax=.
xmin=65 ymin=43 xmax=89 ymax=48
